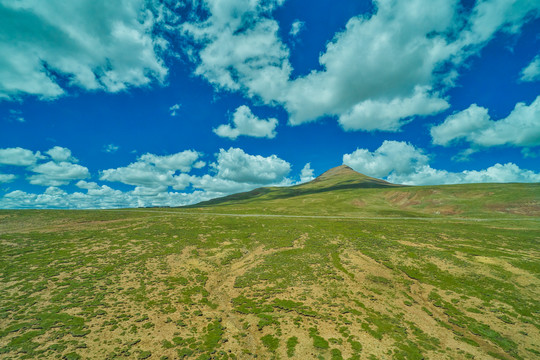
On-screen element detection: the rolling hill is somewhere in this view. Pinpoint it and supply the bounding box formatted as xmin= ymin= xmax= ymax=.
xmin=187 ymin=165 xmax=540 ymax=219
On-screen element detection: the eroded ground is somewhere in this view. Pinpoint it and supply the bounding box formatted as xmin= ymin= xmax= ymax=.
xmin=0 ymin=210 xmax=539 ymax=359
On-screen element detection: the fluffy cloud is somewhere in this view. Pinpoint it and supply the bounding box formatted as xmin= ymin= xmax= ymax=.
xmin=214 ymin=105 xmax=278 ymax=139
xmin=139 ymin=150 xmax=204 ymax=172
xmin=338 ymin=87 xmax=449 ymax=131
xmin=0 ymin=173 xmax=16 ymax=183
xmin=211 ymin=147 xmax=290 ymax=184
xmin=343 ymin=140 xmax=540 ymax=185
xmin=183 ymin=0 xmax=539 ymax=132
xmin=0 ymin=0 xmax=169 ymax=100
xmin=388 ymin=163 xmax=540 ymax=186
xmin=181 ymin=0 xmax=291 ymax=103
xmin=0 ymin=147 xmax=294 ymax=209
xmin=28 ymin=161 xmax=90 ymax=186
xmin=99 ymin=148 xmax=290 ymax=203
xmin=299 ymin=163 xmax=315 ymax=183
xmin=343 ymin=141 xmax=429 ymax=178
xmin=46 ymin=146 xmax=77 ymax=162
xmin=101 ymin=162 xmax=187 ymax=191
xmin=431 ymin=96 xmax=540 ymax=148
xmin=520 ymin=55 xmax=540 ymax=82
xmin=0 ymin=147 xmax=41 ymax=166
xmin=100 ymin=150 xmax=203 ymax=192
xmin=0 ymin=185 xmax=216 ymax=209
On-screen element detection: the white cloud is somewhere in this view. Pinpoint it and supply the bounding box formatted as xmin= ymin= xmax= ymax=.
xmin=213 ymin=105 xmax=278 ymax=139
xmin=431 ymin=96 xmax=540 ymax=148
xmin=76 ymin=180 xmax=99 ymax=190
xmin=46 ymin=146 xmax=77 ymax=162
xmin=289 ymin=20 xmax=305 ymax=37
xmin=338 ymin=86 xmax=449 ymax=131
xmin=100 ymin=150 xmax=203 ymax=192
xmin=388 ymin=163 xmax=540 ymax=185
xmin=103 ymin=144 xmax=120 ymax=153
xmin=0 ymin=147 xmax=41 ymax=166
xmin=181 ymin=0 xmax=291 ymax=103
xmin=0 ymin=146 xmax=295 ymax=208
xmin=169 ymin=103 xmax=180 ymax=116
xmin=101 ymin=161 xmax=175 ymax=189
xmin=183 ymin=0 xmax=539 ymax=132
xmin=28 ymin=161 xmax=90 ymax=186
xmin=343 ymin=141 xmax=429 ymax=178
xmin=0 ymin=173 xmax=16 ymax=183
xmin=139 ymin=150 xmax=204 ymax=172
xmin=299 ymin=162 xmax=315 ymax=183
xmin=211 ymin=147 xmax=291 ymax=184
xmin=344 ymin=140 xmax=540 ymax=185
xmin=0 ymin=185 xmax=216 ymax=209
xmin=0 ymin=0 xmax=169 ymax=100
xmin=520 ymin=55 xmax=540 ymax=82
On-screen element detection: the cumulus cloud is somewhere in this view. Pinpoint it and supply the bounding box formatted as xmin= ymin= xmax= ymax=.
xmin=173 ymin=148 xmax=293 ymax=196
xmin=338 ymin=87 xmax=449 ymax=131
xmin=0 ymin=0 xmax=169 ymax=100
xmin=0 ymin=147 xmax=42 ymax=166
xmin=388 ymin=163 xmax=540 ymax=185
xmin=181 ymin=0 xmax=291 ymax=103
xmin=0 ymin=173 xmax=16 ymax=183
xmin=343 ymin=140 xmax=540 ymax=185
xmin=101 ymin=161 xmax=183 ymax=191
xmin=139 ymin=150 xmax=204 ymax=172
xmin=520 ymin=55 xmax=540 ymax=82
xmin=46 ymin=146 xmax=77 ymax=162
xmin=100 ymin=150 xmax=203 ymax=192
xmin=99 ymin=147 xmax=291 ymax=203
xmin=211 ymin=147 xmax=290 ymax=184
xmin=343 ymin=141 xmax=429 ymax=178
xmin=299 ymin=163 xmax=315 ymax=183
xmin=0 ymin=146 xmax=294 ymax=209
xmin=28 ymin=161 xmax=90 ymax=186
xmin=0 ymin=146 xmax=295 ymax=209
xmin=76 ymin=180 xmax=100 ymax=190
xmin=431 ymin=96 xmax=540 ymax=148
xmin=213 ymin=105 xmax=278 ymax=139
xmin=183 ymin=0 xmax=539 ymax=132
xmin=0 ymin=185 xmax=216 ymax=209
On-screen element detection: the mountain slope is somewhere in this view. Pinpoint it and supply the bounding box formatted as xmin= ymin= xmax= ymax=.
xmin=188 ymin=165 xmax=400 ymax=208
xmin=186 ymin=165 xmax=540 ymax=218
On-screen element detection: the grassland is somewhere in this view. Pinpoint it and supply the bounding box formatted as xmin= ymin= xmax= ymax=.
xmin=0 ymin=169 xmax=539 ymax=359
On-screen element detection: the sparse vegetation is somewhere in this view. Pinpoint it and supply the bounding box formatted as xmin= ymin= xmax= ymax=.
xmin=0 ymin=171 xmax=538 ymax=358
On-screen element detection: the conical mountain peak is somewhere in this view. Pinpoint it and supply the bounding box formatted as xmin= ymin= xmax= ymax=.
xmin=314 ymin=164 xmax=361 ymax=181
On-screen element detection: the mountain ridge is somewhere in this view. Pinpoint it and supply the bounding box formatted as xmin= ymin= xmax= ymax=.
xmin=183 ymin=165 xmax=540 ymax=218
xmin=185 ymin=165 xmax=401 ymax=208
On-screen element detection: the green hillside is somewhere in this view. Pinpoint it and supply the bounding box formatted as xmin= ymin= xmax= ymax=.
xmin=187 ymin=165 xmax=540 ymax=219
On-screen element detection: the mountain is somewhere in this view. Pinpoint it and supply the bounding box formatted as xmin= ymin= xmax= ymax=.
xmin=186 ymin=165 xmax=540 ymax=218
xmin=187 ymin=165 xmax=399 ymax=208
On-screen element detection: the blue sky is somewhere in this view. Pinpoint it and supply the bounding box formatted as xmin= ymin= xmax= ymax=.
xmin=0 ymin=0 xmax=539 ymax=209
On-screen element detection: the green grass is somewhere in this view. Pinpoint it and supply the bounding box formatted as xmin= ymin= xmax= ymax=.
xmin=0 ymin=177 xmax=538 ymax=359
